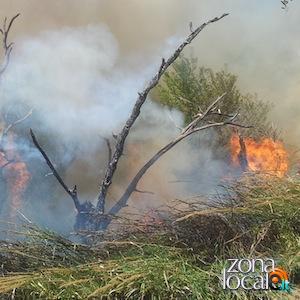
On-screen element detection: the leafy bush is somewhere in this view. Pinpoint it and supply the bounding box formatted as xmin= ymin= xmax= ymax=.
xmin=156 ymin=56 xmax=277 ymax=142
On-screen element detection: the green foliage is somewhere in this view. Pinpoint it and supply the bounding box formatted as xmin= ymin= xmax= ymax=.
xmin=157 ymin=56 xmax=276 ymax=140
xmin=0 ymin=175 xmax=299 ymax=299
xmin=0 ymin=175 xmax=300 ymax=300
xmin=0 ymin=244 xmax=287 ymax=299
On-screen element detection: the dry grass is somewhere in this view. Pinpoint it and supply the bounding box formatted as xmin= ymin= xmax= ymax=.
xmin=0 ymin=174 xmax=299 ymax=299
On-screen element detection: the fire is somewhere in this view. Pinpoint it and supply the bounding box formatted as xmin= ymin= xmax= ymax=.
xmin=1 ymin=132 xmax=31 ymax=218
xmin=4 ymin=162 xmax=31 ymax=218
xmin=230 ymin=133 xmax=288 ymax=177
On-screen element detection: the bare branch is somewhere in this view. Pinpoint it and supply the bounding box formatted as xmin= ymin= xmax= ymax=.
xmin=182 ymin=93 xmax=227 ymax=134
xmin=208 ymin=112 xmax=235 ymax=118
xmin=6 ymin=14 xmax=20 ymax=37
xmin=0 ymin=108 xmax=33 ymax=153
xmin=106 ymin=94 xmax=251 ymax=222
xmin=0 ymin=13 xmax=20 ymax=77
xmin=30 ymin=129 xmax=81 ymax=211
xmin=3 ymin=108 xmax=33 ymax=136
xmin=96 ymin=13 xmax=229 ymax=213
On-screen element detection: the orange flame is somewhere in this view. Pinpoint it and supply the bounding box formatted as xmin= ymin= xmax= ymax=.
xmin=4 ymin=162 xmax=30 ymax=218
xmin=1 ymin=133 xmax=31 ymax=218
xmin=230 ymin=133 xmax=288 ymax=177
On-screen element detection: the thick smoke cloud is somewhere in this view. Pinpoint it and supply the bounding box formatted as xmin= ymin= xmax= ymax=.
xmin=0 ymin=0 xmax=300 ymax=142
xmin=0 ymin=1 xmax=298 ymax=142
xmin=3 ymin=25 xmax=140 ymax=145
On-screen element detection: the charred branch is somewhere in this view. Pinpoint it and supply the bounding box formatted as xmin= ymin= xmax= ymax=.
xmin=96 ymin=13 xmax=229 ymax=213
xmin=27 ymin=14 xmax=245 ymax=233
xmin=30 ymin=129 xmax=81 ymax=212
xmin=238 ymin=134 xmax=249 ymax=172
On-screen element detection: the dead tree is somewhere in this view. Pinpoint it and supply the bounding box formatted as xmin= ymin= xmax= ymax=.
xmin=95 ymin=14 xmax=229 ymax=214
xmin=30 ymin=13 xmax=252 ymax=231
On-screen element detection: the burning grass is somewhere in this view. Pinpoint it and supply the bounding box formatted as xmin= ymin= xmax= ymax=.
xmin=0 ymin=174 xmax=299 ymax=299
xmin=230 ymin=134 xmax=288 ymax=177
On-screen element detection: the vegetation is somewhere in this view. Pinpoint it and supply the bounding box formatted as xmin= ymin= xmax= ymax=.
xmin=0 ymin=174 xmax=299 ymax=299
xmin=156 ymin=56 xmax=277 ymax=142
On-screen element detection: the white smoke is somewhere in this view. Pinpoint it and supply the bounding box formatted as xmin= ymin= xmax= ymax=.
xmin=1 ymin=25 xmax=145 ymax=147
xmin=0 ymin=23 xmax=228 ymax=232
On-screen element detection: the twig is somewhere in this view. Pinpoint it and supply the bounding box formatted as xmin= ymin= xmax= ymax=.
xmin=100 ymin=136 xmax=112 ymax=167
xmin=3 ymin=108 xmax=33 ymax=136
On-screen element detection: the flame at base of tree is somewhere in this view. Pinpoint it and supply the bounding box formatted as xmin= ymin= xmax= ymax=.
xmin=230 ymin=133 xmax=288 ymax=177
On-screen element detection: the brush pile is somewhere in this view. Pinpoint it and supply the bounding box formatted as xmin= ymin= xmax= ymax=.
xmin=0 ymin=174 xmax=299 ymax=299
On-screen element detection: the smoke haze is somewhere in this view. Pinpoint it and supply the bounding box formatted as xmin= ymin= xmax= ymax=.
xmin=0 ymin=0 xmax=298 ymax=231
xmin=0 ymin=1 xmax=298 ymax=141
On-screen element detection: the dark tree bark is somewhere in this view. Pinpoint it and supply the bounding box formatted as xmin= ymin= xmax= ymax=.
xmin=238 ymin=134 xmax=249 ymax=172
